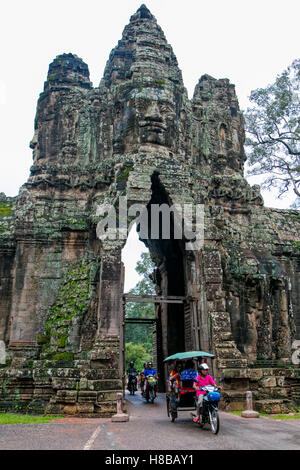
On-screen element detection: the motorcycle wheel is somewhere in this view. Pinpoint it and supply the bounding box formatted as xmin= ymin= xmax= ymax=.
xmin=209 ymin=408 xmax=220 ymax=434
xmin=150 ymin=388 xmax=155 ymax=403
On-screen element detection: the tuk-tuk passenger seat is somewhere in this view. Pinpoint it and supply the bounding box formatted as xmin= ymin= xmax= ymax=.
xmin=180 ymin=379 xmax=195 ymax=393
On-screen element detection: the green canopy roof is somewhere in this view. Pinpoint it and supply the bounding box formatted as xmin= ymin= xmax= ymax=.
xmin=163 ymin=350 xmax=215 ymax=362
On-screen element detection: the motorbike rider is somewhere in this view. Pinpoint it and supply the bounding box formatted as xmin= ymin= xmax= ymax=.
xmin=168 ymin=361 xmax=182 ymax=398
xmin=144 ymin=362 xmax=158 ymax=378
xmin=127 ymin=361 xmax=138 ymax=392
xmin=193 ymin=363 xmax=221 ymax=423
xmin=140 ymin=362 xmax=147 ymax=395
xmin=180 ymin=359 xmax=197 ymax=381
xmin=143 ymin=362 xmax=158 ymax=397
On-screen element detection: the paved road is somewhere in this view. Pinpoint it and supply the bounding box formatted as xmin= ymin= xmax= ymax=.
xmin=0 ymin=391 xmax=299 ymax=450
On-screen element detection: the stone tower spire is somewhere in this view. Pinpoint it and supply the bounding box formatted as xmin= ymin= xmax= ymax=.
xmin=44 ymin=53 xmax=92 ymax=91
xmin=101 ymin=4 xmax=183 ymax=89
xmin=100 ymin=5 xmax=186 ymax=154
xmin=133 ymin=4 xmax=154 ymax=19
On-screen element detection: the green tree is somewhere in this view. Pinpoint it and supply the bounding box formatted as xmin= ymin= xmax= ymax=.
xmin=133 ymin=252 xmax=157 ymax=295
xmin=125 ymin=342 xmax=151 ymax=372
xmin=244 ymin=59 xmax=300 ymax=207
xmin=125 ymin=252 xmax=156 ymax=363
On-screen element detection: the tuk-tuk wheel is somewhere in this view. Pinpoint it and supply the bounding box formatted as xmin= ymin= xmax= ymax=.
xmin=168 ymin=399 xmax=177 ymax=422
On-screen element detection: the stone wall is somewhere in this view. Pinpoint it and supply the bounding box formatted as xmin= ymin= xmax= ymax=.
xmin=0 ymin=5 xmax=300 ymax=415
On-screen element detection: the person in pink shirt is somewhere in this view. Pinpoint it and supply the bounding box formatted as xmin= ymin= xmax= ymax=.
xmin=193 ymin=363 xmax=220 ymax=423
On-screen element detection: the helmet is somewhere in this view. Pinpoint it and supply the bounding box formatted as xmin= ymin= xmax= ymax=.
xmin=147 ymin=362 xmax=152 ymax=366
xmin=198 ymin=363 xmax=209 ymax=371
xmin=130 ymin=361 xmax=134 ymax=366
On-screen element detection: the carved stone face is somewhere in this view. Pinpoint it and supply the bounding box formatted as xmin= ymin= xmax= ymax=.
xmin=30 ymin=130 xmax=39 ymax=160
xmin=113 ymin=82 xmax=179 ymax=152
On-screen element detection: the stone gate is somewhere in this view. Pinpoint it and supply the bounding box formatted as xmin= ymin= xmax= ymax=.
xmin=0 ymin=5 xmax=300 ymax=416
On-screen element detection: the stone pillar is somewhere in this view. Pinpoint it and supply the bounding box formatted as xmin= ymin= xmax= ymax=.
xmin=203 ymin=247 xmax=247 ymax=371
xmin=111 ymin=392 xmax=129 ymax=422
xmin=98 ymin=248 xmax=123 ymax=337
xmin=9 ymin=242 xmax=39 ymax=343
xmin=89 ymin=245 xmax=123 ymax=391
xmin=241 ymin=391 xmax=259 ymax=418
xmin=0 ymin=245 xmax=15 ymax=344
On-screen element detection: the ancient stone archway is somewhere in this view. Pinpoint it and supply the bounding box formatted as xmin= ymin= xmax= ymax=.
xmin=0 ymin=5 xmax=300 ymax=415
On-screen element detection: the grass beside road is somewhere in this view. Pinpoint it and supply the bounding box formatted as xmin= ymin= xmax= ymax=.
xmin=230 ymin=410 xmax=300 ymax=420
xmin=0 ymin=413 xmax=64 ymax=425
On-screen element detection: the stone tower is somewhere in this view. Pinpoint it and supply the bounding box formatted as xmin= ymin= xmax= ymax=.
xmin=0 ymin=5 xmax=300 ymax=415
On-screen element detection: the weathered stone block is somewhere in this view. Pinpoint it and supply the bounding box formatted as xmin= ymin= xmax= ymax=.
xmin=223 ymin=369 xmax=249 ymax=379
xmin=95 ymin=402 xmax=117 ymax=415
xmin=97 ymin=390 xmax=119 ymax=402
xmin=254 ymin=399 xmax=293 ymax=414
xmin=78 ymin=391 xmax=97 ymax=402
xmin=206 ymin=285 xmax=223 ymax=301
xmin=45 ymin=403 xmax=64 ymax=414
xmin=56 ymin=390 xmax=78 ymax=403
xmin=79 ymin=378 xmax=88 ymax=390
xmin=260 ymin=377 xmax=277 ymax=388
xmin=270 ymin=387 xmax=289 ymax=398
xmin=87 ymin=379 xmax=123 ymax=391
xmin=32 ymin=367 xmax=52 ymax=378
xmin=52 ymin=378 xmax=78 ymax=390
xmin=277 ymin=377 xmax=285 ymax=387
xmin=248 ymin=369 xmax=264 ymax=380
xmin=63 ymin=405 xmax=77 ymax=415
xmin=76 ymin=403 xmax=94 ymax=414
xmin=33 ymin=377 xmax=52 ymax=385
xmin=80 ymin=368 xmax=120 ymax=380
xmin=217 ymin=358 xmax=248 ymax=369
xmin=53 ymin=368 xmax=81 ymax=379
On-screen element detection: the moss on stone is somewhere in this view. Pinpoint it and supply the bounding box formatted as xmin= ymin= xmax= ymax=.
xmin=154 ymin=78 xmax=166 ymax=87
xmin=116 ymin=166 xmax=133 ymax=181
xmin=51 ymin=352 xmax=74 ymax=361
xmin=37 ymin=334 xmax=50 ymax=345
xmin=41 ymin=258 xmax=100 ymax=359
xmin=57 ymin=335 xmax=67 ymax=348
xmin=0 ymin=202 xmax=13 ymax=218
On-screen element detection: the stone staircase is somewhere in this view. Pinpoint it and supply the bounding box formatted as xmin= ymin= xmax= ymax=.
xmin=0 ymin=337 xmax=123 ymax=416
xmin=220 ymin=366 xmax=300 ymax=414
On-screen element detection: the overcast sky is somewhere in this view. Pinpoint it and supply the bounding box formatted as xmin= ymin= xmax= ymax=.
xmin=1 ymin=0 xmax=299 ymax=289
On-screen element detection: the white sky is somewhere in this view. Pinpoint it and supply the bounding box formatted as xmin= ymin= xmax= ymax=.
xmin=1 ymin=0 xmax=299 ymax=289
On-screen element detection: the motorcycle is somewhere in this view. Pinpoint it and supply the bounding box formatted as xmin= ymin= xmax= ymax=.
xmin=144 ymin=375 xmax=158 ymax=403
xmin=127 ymin=372 xmax=138 ymax=395
xmin=192 ymin=385 xmax=221 ymax=434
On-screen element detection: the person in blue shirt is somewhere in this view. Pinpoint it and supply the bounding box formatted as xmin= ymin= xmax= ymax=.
xmin=143 ymin=362 xmax=158 ymax=397
xmin=143 ymin=362 xmax=158 ymax=377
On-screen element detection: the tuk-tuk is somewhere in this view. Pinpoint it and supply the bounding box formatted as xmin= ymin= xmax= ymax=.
xmin=164 ymin=350 xmax=215 ymax=422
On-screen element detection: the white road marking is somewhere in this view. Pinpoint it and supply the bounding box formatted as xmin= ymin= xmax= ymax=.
xmin=83 ymin=425 xmax=102 ymax=450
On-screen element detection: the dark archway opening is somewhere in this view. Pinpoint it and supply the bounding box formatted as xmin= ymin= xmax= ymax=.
xmin=138 ymin=172 xmax=186 ymax=390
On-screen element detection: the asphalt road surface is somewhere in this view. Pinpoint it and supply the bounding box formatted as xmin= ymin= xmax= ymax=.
xmin=0 ymin=391 xmax=299 ymax=450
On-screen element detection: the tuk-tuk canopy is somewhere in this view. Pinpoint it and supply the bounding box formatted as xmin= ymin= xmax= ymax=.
xmin=163 ymin=350 xmax=215 ymax=362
